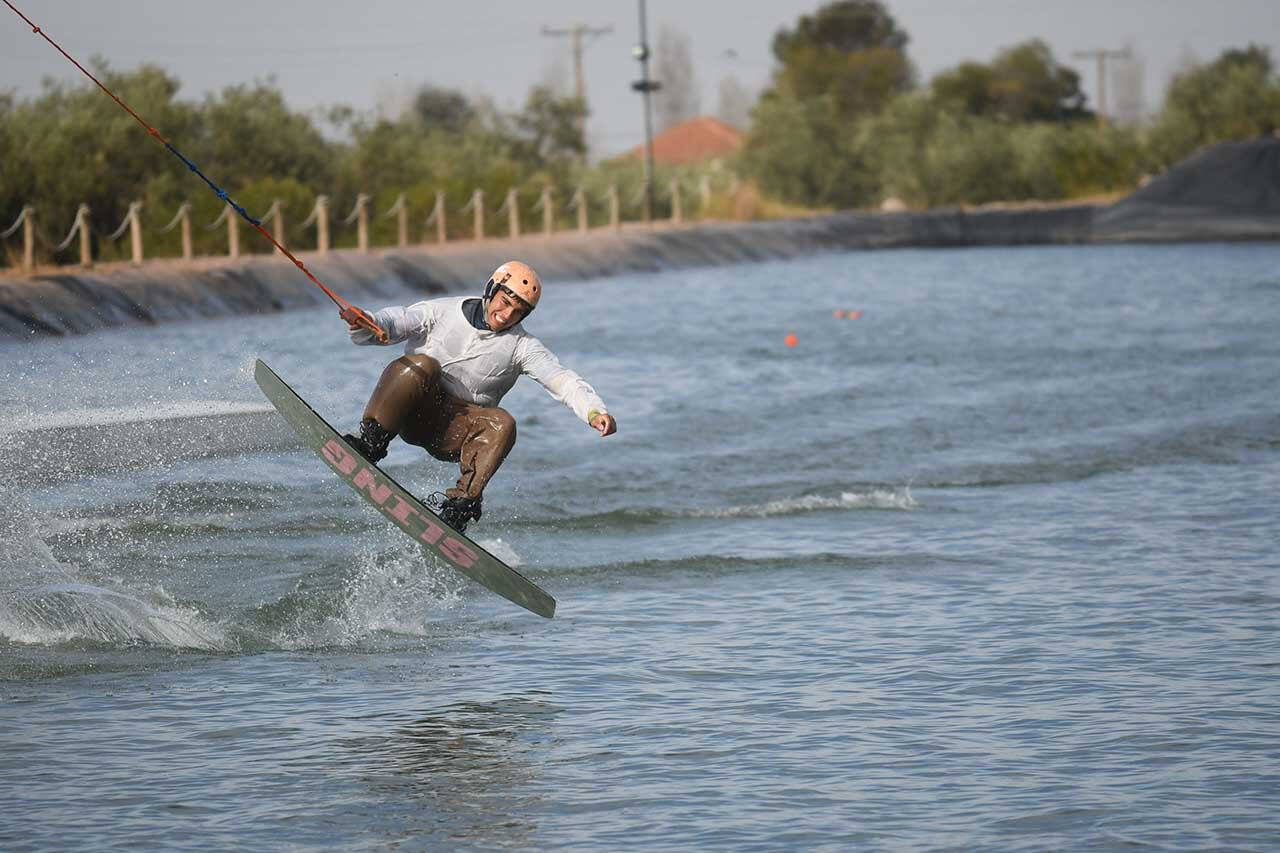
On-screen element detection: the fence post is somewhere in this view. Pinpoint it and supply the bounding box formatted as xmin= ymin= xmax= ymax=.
xmin=77 ymin=204 xmax=92 ymax=267
xmin=573 ymin=188 xmax=588 ymax=233
xmin=506 ymin=188 xmax=520 ymax=239
xmin=541 ymin=187 xmax=554 ymax=236
xmin=316 ymin=195 xmax=330 ymax=254
xmin=23 ymin=206 xmax=36 ymax=272
xmin=272 ymin=199 xmax=286 ymax=248
xmin=670 ymin=179 xmax=682 ymax=225
xmin=700 ymin=174 xmax=712 ymax=218
xmin=128 ymin=201 xmax=144 ymax=264
xmin=355 ymin=194 xmax=370 ymax=253
xmin=472 ymin=190 xmax=485 ymax=241
xmin=226 ymin=203 xmax=240 ymax=259
xmin=430 ymin=191 xmax=447 ymax=244
xmin=179 ymin=203 xmax=193 ymax=261
xmin=607 ymin=185 xmax=620 ymax=231
xmin=392 ymin=194 xmax=409 ymax=247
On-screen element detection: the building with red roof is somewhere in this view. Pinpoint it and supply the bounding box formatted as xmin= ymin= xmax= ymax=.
xmin=623 ymin=116 xmax=746 ymax=166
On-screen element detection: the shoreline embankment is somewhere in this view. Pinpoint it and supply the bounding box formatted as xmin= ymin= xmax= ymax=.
xmin=1 ymin=205 xmax=1105 ymax=339
xmin=5 ymin=135 xmax=1280 ymax=340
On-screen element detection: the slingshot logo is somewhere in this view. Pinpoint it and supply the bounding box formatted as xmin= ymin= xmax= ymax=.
xmin=321 ymin=439 xmax=478 ymax=570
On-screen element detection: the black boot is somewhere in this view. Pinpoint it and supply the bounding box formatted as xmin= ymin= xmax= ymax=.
xmin=431 ymin=494 xmax=483 ymax=534
xmin=343 ymin=417 xmax=392 ymax=463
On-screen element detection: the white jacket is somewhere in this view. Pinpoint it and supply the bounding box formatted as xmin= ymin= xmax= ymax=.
xmin=351 ymin=297 xmax=608 ymax=424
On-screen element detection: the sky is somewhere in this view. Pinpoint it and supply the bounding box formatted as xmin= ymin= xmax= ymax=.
xmin=2 ymin=0 xmax=1278 ymax=159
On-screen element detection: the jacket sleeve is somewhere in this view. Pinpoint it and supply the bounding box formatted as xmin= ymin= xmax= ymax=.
xmin=517 ymin=336 xmax=608 ymax=424
xmin=350 ymin=302 xmax=434 ymax=346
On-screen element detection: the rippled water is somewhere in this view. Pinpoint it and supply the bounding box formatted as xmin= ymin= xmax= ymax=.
xmin=2 ymin=242 xmax=1278 ymax=850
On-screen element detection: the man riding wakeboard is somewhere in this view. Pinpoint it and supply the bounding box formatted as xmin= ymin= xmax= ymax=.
xmin=339 ymin=260 xmax=617 ymax=533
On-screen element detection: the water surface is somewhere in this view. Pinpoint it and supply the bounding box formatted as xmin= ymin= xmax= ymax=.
xmin=2 ymin=242 xmax=1278 ymax=850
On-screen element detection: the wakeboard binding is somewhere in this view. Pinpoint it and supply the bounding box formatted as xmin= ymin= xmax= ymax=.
xmin=343 ymin=417 xmax=392 ymax=463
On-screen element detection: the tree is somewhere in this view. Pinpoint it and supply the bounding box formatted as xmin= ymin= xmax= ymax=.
xmin=931 ymin=62 xmax=995 ymax=117
xmin=411 ymin=86 xmax=476 ymax=135
xmin=1150 ymin=44 xmax=1280 ymax=165
xmin=0 ymin=93 xmax=26 ymax=256
xmin=198 ymin=81 xmax=335 ymax=188
xmin=932 ymin=40 xmax=1090 ymax=122
xmin=740 ymin=88 xmax=876 ymax=208
xmin=987 ymin=40 xmax=1088 ymax=121
xmin=772 ymin=0 xmax=907 ymax=57
xmin=738 ymin=0 xmax=914 ymax=208
xmin=654 ymin=23 xmax=701 ymax=132
xmin=768 ymin=0 xmax=914 ymax=119
xmin=1 ymin=63 xmax=200 ymax=248
xmin=514 ymin=85 xmax=587 ymax=170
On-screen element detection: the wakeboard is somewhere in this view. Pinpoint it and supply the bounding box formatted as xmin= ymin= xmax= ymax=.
xmin=253 ymin=359 xmax=556 ymax=619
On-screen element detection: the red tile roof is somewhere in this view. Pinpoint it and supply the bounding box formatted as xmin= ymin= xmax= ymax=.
xmin=624 ymin=116 xmax=746 ymax=165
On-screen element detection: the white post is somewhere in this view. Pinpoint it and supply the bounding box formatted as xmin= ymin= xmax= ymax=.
xmin=22 ymin=206 xmax=36 ymax=272
xmin=356 ymin=193 xmax=370 ymax=253
xmin=574 ymin=188 xmax=588 ymax=233
xmin=272 ymin=199 xmax=286 ymax=248
xmin=128 ymin=201 xmax=144 ymax=264
xmin=316 ymin=195 xmax=330 ymax=254
xmin=179 ymin=203 xmax=193 ymax=262
xmin=433 ymin=191 xmax=447 ymax=244
xmin=77 ymin=204 xmax=92 ymax=267
xmin=507 ymin=188 xmax=520 ymax=239
xmin=227 ymin=204 xmax=240 ymax=259
xmin=541 ymin=187 xmax=554 ymax=236
xmin=395 ymin=194 xmax=408 ymax=247
xmin=670 ymin=178 xmax=682 ymax=225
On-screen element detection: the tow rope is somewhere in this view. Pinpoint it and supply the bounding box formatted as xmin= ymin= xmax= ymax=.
xmin=3 ymin=0 xmax=389 ymax=343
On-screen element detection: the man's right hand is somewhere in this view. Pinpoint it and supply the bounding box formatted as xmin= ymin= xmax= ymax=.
xmin=340 ymin=305 xmax=371 ymax=331
xmin=340 ymin=305 xmax=390 ymax=344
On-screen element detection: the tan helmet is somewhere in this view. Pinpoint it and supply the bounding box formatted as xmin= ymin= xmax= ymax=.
xmin=485 ymin=260 xmax=542 ymax=312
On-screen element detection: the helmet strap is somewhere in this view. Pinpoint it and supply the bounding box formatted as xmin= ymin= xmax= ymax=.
xmin=485 ymin=282 xmax=534 ymax=316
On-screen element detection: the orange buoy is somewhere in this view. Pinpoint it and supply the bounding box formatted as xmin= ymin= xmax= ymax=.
xmin=833 ymin=309 xmax=846 ymax=319
xmin=785 ymin=333 xmax=798 ymax=347
xmin=847 ymin=310 xmax=862 ymax=320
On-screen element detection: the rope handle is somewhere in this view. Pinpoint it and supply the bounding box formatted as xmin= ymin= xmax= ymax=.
xmin=339 ymin=305 xmax=389 ymax=344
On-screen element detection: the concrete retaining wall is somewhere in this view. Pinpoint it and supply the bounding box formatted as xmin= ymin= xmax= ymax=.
xmin=0 ymin=205 xmax=1101 ymax=339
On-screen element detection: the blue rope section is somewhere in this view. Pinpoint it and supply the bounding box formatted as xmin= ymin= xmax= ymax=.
xmin=164 ymin=142 xmax=262 ymax=228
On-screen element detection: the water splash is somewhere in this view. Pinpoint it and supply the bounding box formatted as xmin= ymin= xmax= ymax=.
xmin=0 ymin=400 xmax=293 ymax=485
xmin=1 ymin=582 xmax=227 ymax=649
xmin=255 ymin=530 xmax=493 ymax=651
xmin=699 ymin=488 xmax=918 ymax=519
xmin=0 ymin=497 xmax=229 ymax=651
xmin=474 ymin=537 xmax=524 ymax=568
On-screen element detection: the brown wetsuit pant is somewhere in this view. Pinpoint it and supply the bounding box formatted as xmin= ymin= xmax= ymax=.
xmin=362 ymin=355 xmax=516 ymax=501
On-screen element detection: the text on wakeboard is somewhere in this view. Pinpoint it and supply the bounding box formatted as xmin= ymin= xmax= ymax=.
xmin=321 ymin=438 xmax=478 ymax=569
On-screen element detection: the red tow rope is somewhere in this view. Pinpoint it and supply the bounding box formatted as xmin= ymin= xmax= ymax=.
xmin=3 ymin=0 xmax=388 ymax=343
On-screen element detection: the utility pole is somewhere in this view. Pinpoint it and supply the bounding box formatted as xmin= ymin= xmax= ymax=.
xmin=542 ymin=23 xmax=613 ymax=159
xmin=631 ymin=0 xmax=661 ymax=223
xmin=1072 ymin=47 xmax=1132 ymax=128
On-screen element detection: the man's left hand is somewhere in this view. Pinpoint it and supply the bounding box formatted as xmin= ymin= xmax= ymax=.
xmin=590 ymin=412 xmax=617 ymax=437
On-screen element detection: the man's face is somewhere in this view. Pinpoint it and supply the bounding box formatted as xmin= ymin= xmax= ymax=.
xmin=485 ymin=286 xmax=531 ymax=332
